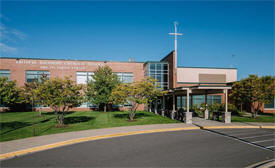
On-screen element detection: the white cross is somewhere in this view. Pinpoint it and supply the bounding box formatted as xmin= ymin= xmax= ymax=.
xmin=169 ymin=21 xmax=183 ymax=70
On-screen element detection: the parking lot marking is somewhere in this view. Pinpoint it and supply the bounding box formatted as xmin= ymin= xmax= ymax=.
xmin=203 ymin=129 xmax=274 ymax=152
xmin=251 ymin=139 xmax=275 ymax=143
xmin=229 ymin=132 xmax=273 ymax=136
xmin=241 ymin=134 xmax=274 ymax=139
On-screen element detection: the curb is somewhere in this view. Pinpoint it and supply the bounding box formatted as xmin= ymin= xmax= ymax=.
xmin=260 ymin=126 xmax=275 ymax=129
xmin=202 ymin=126 xmax=261 ymax=129
xmin=0 ymin=126 xmax=199 ymax=160
xmin=1 ymin=125 xmax=274 ymax=160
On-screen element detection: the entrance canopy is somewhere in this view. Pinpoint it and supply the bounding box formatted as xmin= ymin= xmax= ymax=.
xmin=161 ymin=84 xmax=232 ymax=124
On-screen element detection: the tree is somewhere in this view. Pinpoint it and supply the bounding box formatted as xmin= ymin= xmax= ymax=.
xmin=0 ymin=77 xmax=23 ymax=108
xmin=86 ymin=66 xmax=120 ymax=112
xmin=22 ymin=75 xmax=49 ymax=116
xmin=111 ymin=77 xmax=164 ymax=120
xmin=41 ymin=77 xmax=84 ymax=125
xmin=230 ymin=75 xmax=275 ymax=118
xmin=230 ymin=79 xmax=247 ymax=112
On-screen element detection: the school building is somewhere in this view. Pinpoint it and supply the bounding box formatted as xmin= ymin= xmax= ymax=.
xmin=1 ymin=51 xmax=274 ymax=123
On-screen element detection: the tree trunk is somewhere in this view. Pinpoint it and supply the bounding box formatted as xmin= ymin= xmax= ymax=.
xmin=129 ymin=110 xmax=135 ymax=120
xmin=104 ymin=104 xmax=107 ymax=113
xmin=251 ymin=103 xmax=256 ymax=118
xmin=240 ymin=104 xmax=243 ymax=113
xmin=39 ymin=107 xmax=42 ymax=116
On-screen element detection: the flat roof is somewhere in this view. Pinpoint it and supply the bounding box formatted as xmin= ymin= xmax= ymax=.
xmin=0 ymin=57 xmax=145 ymax=64
xmin=178 ymin=66 xmax=237 ymax=70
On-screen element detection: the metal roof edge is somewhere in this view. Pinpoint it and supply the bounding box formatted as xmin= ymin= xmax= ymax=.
xmin=178 ymin=66 xmax=237 ymax=70
xmin=0 ymin=57 xmax=145 ymax=64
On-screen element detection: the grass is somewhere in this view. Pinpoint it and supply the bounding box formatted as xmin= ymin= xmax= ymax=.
xmin=231 ymin=114 xmax=275 ymax=123
xmin=0 ymin=111 xmax=179 ymax=142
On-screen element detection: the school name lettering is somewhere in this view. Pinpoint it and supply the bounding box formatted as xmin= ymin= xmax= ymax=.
xmin=15 ymin=60 xmax=105 ymax=70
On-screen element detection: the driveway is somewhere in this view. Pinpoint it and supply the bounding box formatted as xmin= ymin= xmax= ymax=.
xmin=1 ymin=129 xmax=274 ymax=167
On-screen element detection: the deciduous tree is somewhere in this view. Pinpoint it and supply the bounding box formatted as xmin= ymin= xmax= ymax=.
xmin=111 ymin=77 xmax=164 ymax=120
xmin=41 ymin=77 xmax=84 ymax=125
xmin=0 ymin=77 xmax=23 ymax=108
xmin=86 ymin=66 xmax=120 ymax=112
xmin=230 ymin=75 xmax=275 ymax=118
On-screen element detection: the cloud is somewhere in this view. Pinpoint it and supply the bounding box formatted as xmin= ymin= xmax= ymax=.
xmin=0 ymin=15 xmax=27 ymax=56
xmin=10 ymin=29 xmax=27 ymax=40
xmin=0 ymin=42 xmax=18 ymax=54
xmin=0 ymin=23 xmax=27 ymax=42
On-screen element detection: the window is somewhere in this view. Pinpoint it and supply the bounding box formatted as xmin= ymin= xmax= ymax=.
xmin=207 ymin=95 xmax=222 ymax=105
xmin=264 ymin=98 xmax=275 ymax=109
xmin=146 ymin=62 xmax=168 ymax=90
xmin=26 ymin=71 xmax=50 ymax=83
xmin=193 ymin=95 xmax=205 ymax=106
xmin=116 ymin=72 xmax=133 ymax=83
xmin=0 ymin=70 xmax=10 ymax=80
xmin=76 ymin=72 xmax=94 ymax=84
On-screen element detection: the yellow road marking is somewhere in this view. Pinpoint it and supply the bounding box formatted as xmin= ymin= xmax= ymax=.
xmin=1 ymin=125 xmax=274 ymax=160
xmin=0 ymin=127 xmax=199 ymax=160
xmin=203 ymin=126 xmax=260 ymax=129
xmin=260 ymin=126 xmax=275 ymax=129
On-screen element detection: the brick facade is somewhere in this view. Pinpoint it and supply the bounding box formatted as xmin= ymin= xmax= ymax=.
xmin=0 ymin=57 xmax=145 ymax=111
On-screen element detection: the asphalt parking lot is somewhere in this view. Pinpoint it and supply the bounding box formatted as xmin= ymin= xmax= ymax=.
xmin=1 ymin=129 xmax=274 ymax=167
xmin=209 ymin=128 xmax=275 ymax=151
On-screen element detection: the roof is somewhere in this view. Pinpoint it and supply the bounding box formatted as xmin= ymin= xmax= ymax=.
xmin=0 ymin=56 xmax=145 ymax=64
xmin=178 ymin=66 xmax=237 ymax=70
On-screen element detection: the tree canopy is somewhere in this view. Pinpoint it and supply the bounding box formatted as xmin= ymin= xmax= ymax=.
xmin=0 ymin=77 xmax=23 ymax=108
xmin=38 ymin=77 xmax=84 ymax=125
xmin=86 ymin=66 xmax=120 ymax=112
xmin=230 ymin=75 xmax=275 ymax=118
xmin=111 ymin=77 xmax=164 ymax=120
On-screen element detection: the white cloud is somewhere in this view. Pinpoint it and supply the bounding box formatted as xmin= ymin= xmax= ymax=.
xmin=0 ymin=15 xmax=27 ymax=56
xmin=0 ymin=42 xmax=18 ymax=55
xmin=11 ymin=29 xmax=27 ymax=40
xmin=0 ymin=23 xmax=27 ymax=41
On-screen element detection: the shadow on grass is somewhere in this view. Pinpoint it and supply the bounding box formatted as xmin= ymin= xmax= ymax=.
xmin=113 ymin=112 xmax=151 ymax=119
xmin=64 ymin=116 xmax=95 ymax=124
xmin=0 ymin=121 xmax=32 ymax=135
xmin=43 ymin=111 xmax=76 ymax=116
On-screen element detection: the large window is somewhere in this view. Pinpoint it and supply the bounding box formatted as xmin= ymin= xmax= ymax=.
xmin=76 ymin=72 xmax=94 ymax=84
xmin=146 ymin=62 xmax=168 ymax=90
xmin=207 ymin=95 xmax=222 ymax=105
xmin=264 ymin=98 xmax=275 ymax=109
xmin=26 ymin=71 xmax=50 ymax=83
xmin=116 ymin=72 xmax=133 ymax=83
xmin=0 ymin=70 xmax=10 ymax=80
xmin=176 ymin=95 xmax=222 ymax=109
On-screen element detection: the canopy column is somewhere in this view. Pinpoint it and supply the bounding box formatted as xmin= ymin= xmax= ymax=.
xmin=204 ymin=93 xmax=209 ymax=119
xmin=162 ymin=96 xmax=165 ymax=117
xmin=223 ymin=89 xmax=231 ymax=123
xmin=185 ymin=88 xmax=192 ymax=124
xmin=172 ymin=93 xmax=176 ymax=119
xmin=154 ymin=100 xmax=158 ymax=115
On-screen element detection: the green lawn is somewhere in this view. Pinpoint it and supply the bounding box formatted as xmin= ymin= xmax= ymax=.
xmin=0 ymin=111 xmax=179 ymax=142
xmin=231 ymin=115 xmax=275 ymax=123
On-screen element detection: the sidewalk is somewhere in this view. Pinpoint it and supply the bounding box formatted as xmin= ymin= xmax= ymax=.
xmin=0 ymin=123 xmax=196 ymax=155
xmin=192 ymin=117 xmax=275 ymax=129
xmin=0 ymin=119 xmax=274 ymax=160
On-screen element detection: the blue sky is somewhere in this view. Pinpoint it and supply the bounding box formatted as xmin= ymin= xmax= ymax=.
xmin=0 ymin=1 xmax=274 ymax=80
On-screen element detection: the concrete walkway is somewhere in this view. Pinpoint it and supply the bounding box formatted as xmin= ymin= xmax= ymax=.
xmin=0 ymin=123 xmax=195 ymax=155
xmin=0 ymin=118 xmax=274 ymax=159
xmin=192 ymin=117 xmax=275 ymax=128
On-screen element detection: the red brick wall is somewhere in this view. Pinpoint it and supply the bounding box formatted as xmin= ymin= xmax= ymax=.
xmin=0 ymin=58 xmax=144 ymax=86
xmin=161 ymin=51 xmax=176 ymax=89
xmin=0 ymin=58 xmax=145 ymax=111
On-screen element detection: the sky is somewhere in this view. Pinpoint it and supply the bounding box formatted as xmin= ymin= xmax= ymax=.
xmin=0 ymin=1 xmax=274 ymax=80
